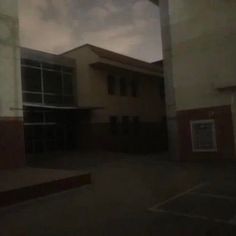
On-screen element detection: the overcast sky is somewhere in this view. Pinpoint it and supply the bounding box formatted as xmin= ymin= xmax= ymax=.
xmin=19 ymin=0 xmax=162 ymax=62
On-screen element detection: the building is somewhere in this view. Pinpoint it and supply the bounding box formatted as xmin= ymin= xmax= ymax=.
xmin=151 ymin=0 xmax=236 ymax=160
xmin=21 ymin=48 xmax=79 ymax=155
xmin=20 ymin=44 xmax=167 ymax=157
xmin=0 ymin=0 xmax=25 ymax=169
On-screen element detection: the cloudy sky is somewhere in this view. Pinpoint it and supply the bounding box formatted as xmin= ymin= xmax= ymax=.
xmin=19 ymin=0 xmax=162 ymax=62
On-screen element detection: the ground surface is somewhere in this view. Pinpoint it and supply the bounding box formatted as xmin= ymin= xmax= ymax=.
xmin=1 ymin=152 xmax=236 ymax=235
xmin=0 ymin=167 xmax=87 ymax=191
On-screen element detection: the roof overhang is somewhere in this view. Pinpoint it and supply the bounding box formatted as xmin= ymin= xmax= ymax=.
xmin=90 ymin=61 xmax=163 ymax=77
xmin=23 ymin=103 xmax=104 ymax=110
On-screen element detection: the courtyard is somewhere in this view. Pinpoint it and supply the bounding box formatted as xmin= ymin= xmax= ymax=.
xmin=0 ymin=152 xmax=236 ymax=235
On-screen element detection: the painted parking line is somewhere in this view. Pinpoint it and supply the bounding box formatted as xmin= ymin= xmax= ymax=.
xmin=156 ymin=209 xmax=231 ymax=224
xmin=149 ymin=182 xmax=209 ymax=212
xmin=149 ymin=181 xmax=236 ymax=225
xmin=189 ymin=192 xmax=236 ymax=201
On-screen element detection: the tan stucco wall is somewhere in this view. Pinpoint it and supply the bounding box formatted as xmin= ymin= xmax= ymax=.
xmin=164 ymin=0 xmax=236 ymax=111
xmin=64 ymin=46 xmax=165 ymax=123
xmin=89 ymin=70 xmax=164 ymax=123
xmin=63 ymin=46 xmax=100 ymax=107
xmin=157 ymin=0 xmax=236 ymax=158
xmin=0 ymin=0 xmax=22 ymax=118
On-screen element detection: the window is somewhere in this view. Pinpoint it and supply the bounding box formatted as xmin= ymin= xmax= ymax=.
xmin=131 ymin=79 xmax=138 ymax=97
xmin=122 ymin=116 xmax=129 ymax=134
xmin=120 ymin=77 xmax=127 ymax=96
xmin=110 ymin=116 xmax=118 ymax=135
xmin=21 ymin=59 xmax=41 ymax=67
xmin=21 ymin=59 xmax=75 ymax=106
xmin=43 ymin=70 xmax=62 ymax=94
xmin=191 ymin=120 xmax=217 ymax=152
xmin=21 ymin=67 xmax=42 ymax=92
xmin=63 ymin=73 xmax=73 ymax=95
xmin=133 ymin=116 xmax=140 ymax=135
xmin=107 ymin=75 xmax=115 ymax=95
xmin=159 ymin=77 xmax=165 ymax=99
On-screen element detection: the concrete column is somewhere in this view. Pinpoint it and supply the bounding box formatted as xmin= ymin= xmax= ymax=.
xmin=158 ymin=0 xmax=178 ymax=160
xmin=0 ymin=0 xmax=25 ymax=169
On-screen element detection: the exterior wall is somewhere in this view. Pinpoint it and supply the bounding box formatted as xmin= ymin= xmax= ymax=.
xmin=64 ymin=47 xmax=167 ymax=153
xmin=63 ymin=46 xmax=100 ymax=107
xmin=89 ymin=69 xmax=166 ymax=153
xmin=177 ymin=105 xmax=235 ymax=160
xmin=158 ymin=0 xmax=236 ymax=159
xmin=0 ymin=0 xmax=25 ymax=168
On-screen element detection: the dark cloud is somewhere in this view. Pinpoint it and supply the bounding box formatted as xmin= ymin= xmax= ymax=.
xmin=19 ymin=0 xmax=162 ymax=61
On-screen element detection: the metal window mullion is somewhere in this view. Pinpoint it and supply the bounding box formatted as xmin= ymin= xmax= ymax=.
xmin=22 ymin=64 xmax=41 ymax=69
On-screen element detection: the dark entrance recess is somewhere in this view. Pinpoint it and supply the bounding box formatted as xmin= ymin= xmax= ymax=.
xmin=24 ymin=107 xmax=78 ymax=155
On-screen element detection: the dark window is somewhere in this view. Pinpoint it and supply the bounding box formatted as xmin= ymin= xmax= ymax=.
xmin=63 ymin=96 xmax=74 ymax=105
xmin=107 ymin=75 xmax=115 ymax=95
xmin=62 ymin=66 xmax=74 ymax=73
xmin=24 ymin=111 xmax=44 ymax=123
xmin=44 ymin=94 xmax=63 ymax=105
xmin=43 ymin=70 xmax=62 ymax=94
xmin=42 ymin=63 xmax=61 ymax=71
xmin=23 ymin=92 xmax=42 ymax=104
xmin=21 ymin=67 xmax=42 ymax=92
xmin=122 ymin=116 xmax=129 ymax=134
xmin=63 ymin=73 xmax=73 ymax=95
xmin=21 ymin=59 xmax=41 ymax=67
xmin=45 ymin=111 xmax=58 ymax=123
xmin=120 ymin=77 xmax=127 ymax=96
xmin=159 ymin=78 xmax=165 ymax=99
xmin=131 ymin=79 xmax=138 ymax=97
xmin=110 ymin=116 xmax=118 ymax=135
xmin=133 ymin=116 xmax=140 ymax=135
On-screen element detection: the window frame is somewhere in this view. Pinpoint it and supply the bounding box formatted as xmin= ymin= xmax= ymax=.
xmin=190 ymin=119 xmax=217 ymax=152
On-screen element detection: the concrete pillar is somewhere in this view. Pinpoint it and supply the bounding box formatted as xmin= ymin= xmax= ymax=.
xmin=0 ymin=0 xmax=25 ymax=169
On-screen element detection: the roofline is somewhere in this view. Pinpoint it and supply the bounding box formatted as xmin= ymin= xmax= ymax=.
xmin=60 ymin=43 xmax=92 ymax=55
xmin=61 ymin=43 xmax=159 ymax=64
xmin=20 ymin=46 xmax=58 ymax=56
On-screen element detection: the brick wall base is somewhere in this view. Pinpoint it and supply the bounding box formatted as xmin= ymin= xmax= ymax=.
xmin=0 ymin=118 xmax=25 ymax=169
xmin=176 ymin=105 xmax=235 ymax=160
xmin=78 ymin=122 xmax=168 ymax=154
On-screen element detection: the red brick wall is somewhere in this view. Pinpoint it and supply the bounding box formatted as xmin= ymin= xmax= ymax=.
xmin=78 ymin=122 xmax=168 ymax=154
xmin=0 ymin=118 xmax=25 ymax=169
xmin=176 ymin=105 xmax=235 ymax=160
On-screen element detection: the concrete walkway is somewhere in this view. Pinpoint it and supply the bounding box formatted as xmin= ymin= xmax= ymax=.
xmin=0 ymin=167 xmax=91 ymax=207
xmin=0 ymin=168 xmax=89 ymax=192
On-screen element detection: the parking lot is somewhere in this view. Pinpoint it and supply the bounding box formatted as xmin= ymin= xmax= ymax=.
xmin=1 ymin=152 xmax=236 ymax=235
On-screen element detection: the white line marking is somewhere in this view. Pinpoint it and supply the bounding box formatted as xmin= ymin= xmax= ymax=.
xmin=189 ymin=192 xmax=236 ymax=201
xmin=156 ymin=209 xmax=233 ymax=225
xmin=149 ymin=182 xmax=208 ymax=211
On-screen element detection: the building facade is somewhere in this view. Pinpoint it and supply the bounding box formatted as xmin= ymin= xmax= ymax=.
xmin=62 ymin=44 xmax=167 ymax=153
xmin=20 ymin=45 xmax=166 ymax=157
xmin=21 ymin=48 xmax=79 ymax=156
xmin=0 ymin=0 xmax=25 ymax=169
xmin=151 ymin=0 xmax=236 ymax=160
